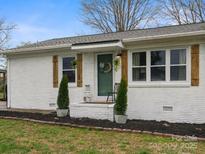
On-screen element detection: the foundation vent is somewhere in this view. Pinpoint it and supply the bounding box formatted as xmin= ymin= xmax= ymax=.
xmin=163 ymin=106 xmax=173 ymax=111
xmin=49 ymin=103 xmax=56 ymax=107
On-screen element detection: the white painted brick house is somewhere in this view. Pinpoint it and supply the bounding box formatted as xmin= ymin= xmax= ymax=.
xmin=2 ymin=23 xmax=205 ymax=123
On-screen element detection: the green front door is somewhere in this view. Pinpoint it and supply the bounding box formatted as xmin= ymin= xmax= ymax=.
xmin=97 ymin=54 xmax=113 ymax=96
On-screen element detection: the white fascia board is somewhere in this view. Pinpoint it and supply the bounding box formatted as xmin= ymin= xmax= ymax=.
xmin=1 ymin=43 xmax=71 ymax=55
xmin=123 ymin=30 xmax=205 ymax=43
xmin=71 ymin=41 xmax=124 ymax=51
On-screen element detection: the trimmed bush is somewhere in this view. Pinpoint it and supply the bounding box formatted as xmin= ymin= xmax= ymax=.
xmin=114 ymin=78 xmax=127 ymax=115
xmin=57 ymin=75 xmax=69 ymax=110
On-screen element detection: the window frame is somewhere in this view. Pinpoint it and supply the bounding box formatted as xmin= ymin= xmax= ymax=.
xmin=132 ymin=51 xmax=147 ymax=81
xmin=129 ymin=46 xmax=190 ymax=87
xmin=150 ymin=50 xmax=166 ymax=81
xmin=61 ymin=55 xmax=77 ymax=86
xmin=170 ymin=49 xmax=187 ymax=81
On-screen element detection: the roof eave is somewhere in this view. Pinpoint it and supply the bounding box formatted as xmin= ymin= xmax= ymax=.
xmin=2 ymin=29 xmax=205 ymax=55
xmin=71 ymin=40 xmax=124 ymax=52
xmin=1 ymin=43 xmax=72 ymax=55
xmin=122 ymin=30 xmax=205 ymax=43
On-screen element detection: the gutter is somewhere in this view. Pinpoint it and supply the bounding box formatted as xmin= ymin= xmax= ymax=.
xmin=122 ymin=30 xmax=205 ymax=43
xmin=71 ymin=40 xmax=124 ymax=51
xmin=1 ymin=43 xmax=71 ymax=55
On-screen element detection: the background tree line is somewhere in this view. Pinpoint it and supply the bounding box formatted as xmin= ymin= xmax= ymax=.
xmin=0 ymin=0 xmax=205 ymax=51
xmin=81 ymin=0 xmax=205 ymax=33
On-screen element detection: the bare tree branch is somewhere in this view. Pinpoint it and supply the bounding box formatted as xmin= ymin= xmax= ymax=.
xmin=160 ymin=0 xmax=205 ymax=25
xmin=81 ymin=0 xmax=157 ymax=33
xmin=0 ymin=19 xmax=15 ymax=50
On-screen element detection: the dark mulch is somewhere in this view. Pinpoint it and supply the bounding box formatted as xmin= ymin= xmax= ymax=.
xmin=0 ymin=110 xmax=205 ymax=138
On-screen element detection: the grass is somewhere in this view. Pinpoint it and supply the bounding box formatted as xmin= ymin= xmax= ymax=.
xmin=0 ymin=92 xmax=4 ymax=100
xmin=0 ymin=119 xmax=204 ymax=154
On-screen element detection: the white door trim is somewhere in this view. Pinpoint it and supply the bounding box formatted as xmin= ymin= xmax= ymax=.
xmin=94 ymin=52 xmax=115 ymax=101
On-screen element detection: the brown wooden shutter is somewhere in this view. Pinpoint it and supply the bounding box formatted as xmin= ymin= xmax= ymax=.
xmin=77 ymin=53 xmax=83 ymax=87
xmin=53 ymin=55 xmax=58 ymax=88
xmin=191 ymin=44 xmax=199 ymax=86
xmin=121 ymin=50 xmax=128 ymax=82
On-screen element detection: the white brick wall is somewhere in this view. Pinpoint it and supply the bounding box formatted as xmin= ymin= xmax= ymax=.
xmin=70 ymin=103 xmax=114 ymax=121
xmin=127 ymin=44 xmax=205 ymax=123
xmin=7 ymin=51 xmax=114 ymax=121
xmin=8 ymin=55 xmax=56 ymax=110
xmin=83 ymin=52 xmax=95 ymax=101
xmin=7 ymin=52 xmax=83 ymax=110
xmin=7 ymin=43 xmax=205 ymax=123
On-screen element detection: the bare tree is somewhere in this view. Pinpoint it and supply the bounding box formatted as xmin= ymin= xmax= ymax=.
xmin=81 ymin=0 xmax=157 ymax=33
xmin=0 ymin=19 xmax=15 ymax=71
xmin=160 ymin=0 xmax=205 ymax=25
xmin=17 ymin=41 xmax=32 ymax=48
xmin=0 ymin=19 xmax=15 ymax=50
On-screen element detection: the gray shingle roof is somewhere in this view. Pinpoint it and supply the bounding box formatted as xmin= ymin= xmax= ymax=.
xmin=14 ymin=22 xmax=205 ymax=49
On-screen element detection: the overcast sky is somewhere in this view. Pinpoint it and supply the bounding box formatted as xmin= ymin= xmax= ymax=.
xmin=0 ymin=0 xmax=94 ymax=48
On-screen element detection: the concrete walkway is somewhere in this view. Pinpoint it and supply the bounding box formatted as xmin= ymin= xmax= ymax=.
xmin=0 ymin=101 xmax=7 ymax=110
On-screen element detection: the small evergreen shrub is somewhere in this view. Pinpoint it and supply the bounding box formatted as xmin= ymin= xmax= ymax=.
xmin=114 ymin=78 xmax=127 ymax=115
xmin=57 ymin=75 xmax=69 ymax=110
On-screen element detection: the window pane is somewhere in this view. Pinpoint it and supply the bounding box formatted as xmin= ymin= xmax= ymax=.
xmin=132 ymin=52 xmax=146 ymax=66
xmin=151 ymin=51 xmax=165 ymax=65
xmin=171 ymin=49 xmax=186 ymax=64
xmin=63 ymin=70 xmax=75 ymax=82
xmin=151 ymin=67 xmax=165 ymax=81
xmin=171 ymin=66 xmax=186 ymax=81
xmin=63 ymin=57 xmax=75 ymax=69
xmin=132 ymin=68 xmax=146 ymax=81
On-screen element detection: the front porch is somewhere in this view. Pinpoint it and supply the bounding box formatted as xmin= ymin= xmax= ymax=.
xmin=70 ymin=103 xmax=115 ymax=121
xmin=65 ymin=40 xmax=127 ymax=121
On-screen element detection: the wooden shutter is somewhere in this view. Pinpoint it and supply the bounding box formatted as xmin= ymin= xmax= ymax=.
xmin=191 ymin=44 xmax=199 ymax=86
xmin=77 ymin=53 xmax=83 ymax=87
xmin=121 ymin=50 xmax=128 ymax=82
xmin=53 ymin=55 xmax=58 ymax=88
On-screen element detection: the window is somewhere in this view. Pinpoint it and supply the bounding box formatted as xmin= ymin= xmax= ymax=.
xmin=151 ymin=50 xmax=166 ymax=81
xmin=170 ymin=49 xmax=186 ymax=81
xmin=132 ymin=52 xmax=146 ymax=81
xmin=131 ymin=48 xmax=187 ymax=83
xmin=62 ymin=57 xmax=76 ymax=83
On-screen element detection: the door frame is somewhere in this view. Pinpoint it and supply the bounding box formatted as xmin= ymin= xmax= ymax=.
xmin=95 ymin=52 xmax=114 ymax=101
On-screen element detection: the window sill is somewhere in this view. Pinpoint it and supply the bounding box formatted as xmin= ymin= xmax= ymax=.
xmin=128 ymin=82 xmax=191 ymax=88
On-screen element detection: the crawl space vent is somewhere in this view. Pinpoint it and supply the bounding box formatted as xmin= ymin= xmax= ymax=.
xmin=49 ymin=103 xmax=56 ymax=107
xmin=163 ymin=106 xmax=173 ymax=111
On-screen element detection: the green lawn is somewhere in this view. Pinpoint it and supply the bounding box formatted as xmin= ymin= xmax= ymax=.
xmin=0 ymin=92 xmax=4 ymax=100
xmin=0 ymin=119 xmax=204 ymax=154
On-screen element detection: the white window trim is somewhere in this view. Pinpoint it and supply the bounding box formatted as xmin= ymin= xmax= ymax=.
xmin=170 ymin=49 xmax=187 ymax=81
xmin=61 ymin=55 xmax=77 ymax=88
xmin=150 ymin=50 xmax=166 ymax=81
xmin=132 ymin=51 xmax=147 ymax=81
xmin=128 ymin=46 xmax=191 ymax=88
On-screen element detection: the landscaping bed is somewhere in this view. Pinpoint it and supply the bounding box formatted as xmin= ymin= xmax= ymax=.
xmin=0 ymin=110 xmax=205 ymax=138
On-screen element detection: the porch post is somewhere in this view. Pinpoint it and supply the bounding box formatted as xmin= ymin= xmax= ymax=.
xmin=121 ymin=50 xmax=128 ymax=82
